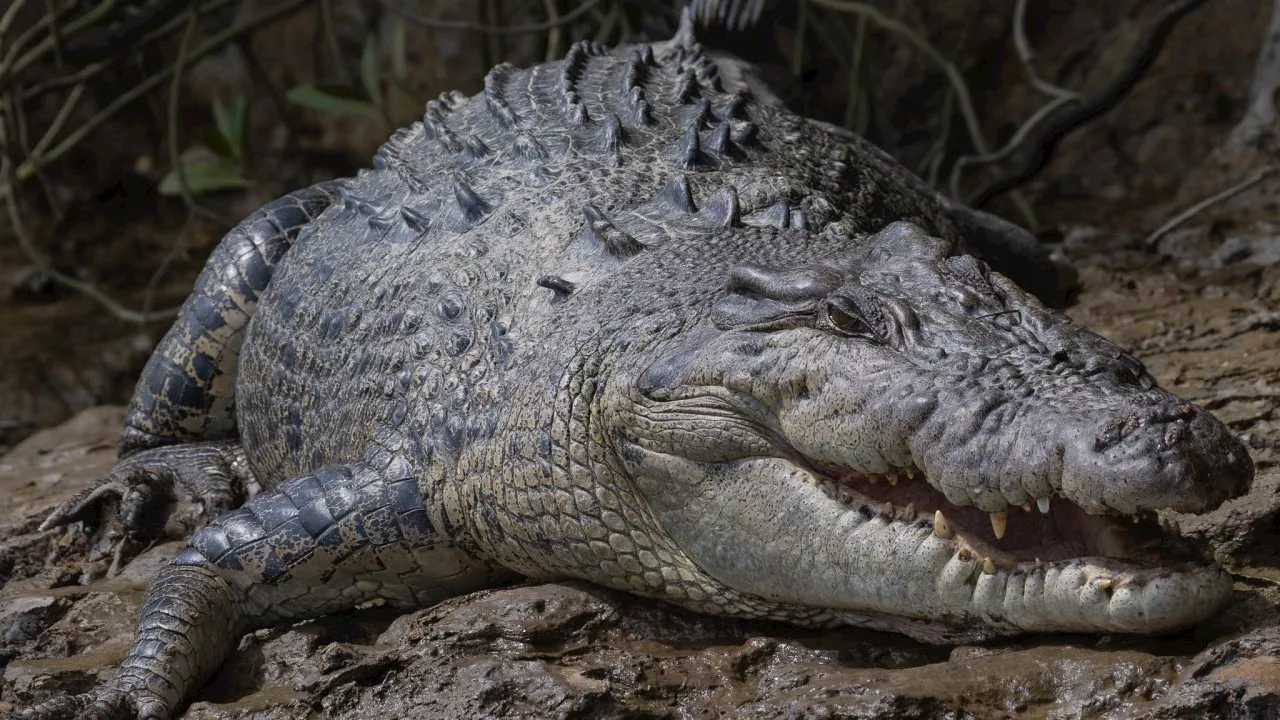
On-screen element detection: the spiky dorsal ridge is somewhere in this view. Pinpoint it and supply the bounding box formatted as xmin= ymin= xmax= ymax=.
xmin=359 ymin=9 xmax=767 ymax=263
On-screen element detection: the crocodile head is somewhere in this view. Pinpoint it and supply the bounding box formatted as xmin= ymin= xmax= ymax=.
xmin=610 ymin=221 xmax=1252 ymax=640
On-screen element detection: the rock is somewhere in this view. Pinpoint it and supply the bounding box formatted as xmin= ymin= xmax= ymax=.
xmin=3 ymin=252 xmax=1280 ymax=718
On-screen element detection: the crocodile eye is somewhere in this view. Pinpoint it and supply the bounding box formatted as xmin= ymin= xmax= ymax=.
xmin=823 ymin=297 xmax=874 ymax=338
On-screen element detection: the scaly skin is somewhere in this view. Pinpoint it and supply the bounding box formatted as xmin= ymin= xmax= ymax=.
xmin=19 ymin=13 xmax=1251 ymax=719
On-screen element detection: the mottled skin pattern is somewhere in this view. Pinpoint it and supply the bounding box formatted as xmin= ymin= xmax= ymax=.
xmin=19 ymin=15 xmax=1252 ymax=720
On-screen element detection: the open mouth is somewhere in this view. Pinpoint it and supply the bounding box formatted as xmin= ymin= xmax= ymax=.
xmin=813 ymin=464 xmax=1212 ymax=585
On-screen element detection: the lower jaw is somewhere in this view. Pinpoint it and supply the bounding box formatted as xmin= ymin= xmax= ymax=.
xmin=807 ymin=475 xmax=1233 ymax=636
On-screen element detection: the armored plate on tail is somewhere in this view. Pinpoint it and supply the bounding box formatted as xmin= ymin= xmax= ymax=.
xmin=19 ymin=13 xmax=1251 ymax=720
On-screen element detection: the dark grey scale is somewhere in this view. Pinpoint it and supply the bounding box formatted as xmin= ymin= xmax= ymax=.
xmin=627 ymin=86 xmax=652 ymax=127
xmin=698 ymin=187 xmax=740 ymax=227
xmin=371 ymin=124 xmax=431 ymax=194
xmin=368 ymin=205 xmax=399 ymax=234
xmin=718 ymin=92 xmax=748 ymax=120
xmin=705 ymin=122 xmax=733 ymax=157
xmin=676 ymin=119 xmax=703 ymax=169
xmin=731 ymin=119 xmax=758 ymax=146
xmin=463 ymin=134 xmax=490 ymax=158
xmin=583 ymin=203 xmax=645 ymax=259
xmin=483 ymin=62 xmax=520 ymax=128
xmin=424 ymin=95 xmax=463 ymax=154
xmin=559 ymin=41 xmax=592 ymax=125
xmin=744 ymin=201 xmax=791 ymax=229
xmin=656 ymin=174 xmax=696 ymax=214
xmin=514 ymin=133 xmax=551 ymax=163
xmin=401 ymin=205 xmax=434 ymax=235
xmin=590 ymin=114 xmax=624 ymax=162
xmin=672 ymin=69 xmax=698 ymax=105
xmin=537 ymin=275 xmax=575 ymax=301
xmin=620 ymin=52 xmax=646 ymax=94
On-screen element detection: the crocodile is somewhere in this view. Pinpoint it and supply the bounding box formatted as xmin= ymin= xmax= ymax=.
xmin=18 ymin=13 xmax=1253 ymax=719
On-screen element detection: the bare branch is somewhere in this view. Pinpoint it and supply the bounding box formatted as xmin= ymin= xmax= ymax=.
xmin=1143 ymin=166 xmax=1279 ymax=249
xmin=378 ymin=0 xmax=605 ymax=35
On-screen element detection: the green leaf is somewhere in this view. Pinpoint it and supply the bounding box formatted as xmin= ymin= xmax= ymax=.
xmin=389 ymin=19 xmax=407 ymax=80
xmin=158 ymin=158 xmax=251 ymax=196
xmin=286 ymin=84 xmax=379 ymax=117
xmin=211 ymin=95 xmax=247 ymax=161
xmin=360 ymin=34 xmax=381 ymax=108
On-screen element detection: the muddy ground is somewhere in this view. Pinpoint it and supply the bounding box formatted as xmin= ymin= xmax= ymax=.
xmin=1 ymin=238 xmax=1279 ymax=719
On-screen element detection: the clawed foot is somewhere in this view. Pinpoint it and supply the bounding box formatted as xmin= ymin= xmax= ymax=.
xmin=40 ymin=440 xmax=254 ymax=576
xmin=12 ymin=677 xmax=172 ymax=720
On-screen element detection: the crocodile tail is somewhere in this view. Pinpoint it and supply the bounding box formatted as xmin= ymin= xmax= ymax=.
xmin=118 ymin=180 xmax=344 ymax=457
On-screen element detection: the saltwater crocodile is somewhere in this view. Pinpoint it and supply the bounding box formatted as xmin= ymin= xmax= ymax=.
xmin=18 ymin=13 xmax=1253 ymax=719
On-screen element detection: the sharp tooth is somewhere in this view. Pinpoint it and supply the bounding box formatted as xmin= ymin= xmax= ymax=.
xmin=904 ymin=502 xmax=916 ymax=519
xmin=958 ymin=547 xmax=974 ymax=561
xmin=867 ymin=474 xmax=879 ymax=485
xmin=1037 ymin=497 xmax=1050 ymax=515
xmin=982 ymin=557 xmax=997 ymax=574
xmin=933 ymin=510 xmax=954 ymax=539
xmin=883 ymin=501 xmax=894 ymax=516
xmin=1096 ymin=578 xmax=1112 ymax=591
xmin=1022 ymin=501 xmax=1032 ymax=513
xmin=1035 ymin=557 xmax=1043 ymax=566
xmin=886 ymin=471 xmax=900 ymax=486
xmin=990 ymin=511 xmax=1008 ymax=540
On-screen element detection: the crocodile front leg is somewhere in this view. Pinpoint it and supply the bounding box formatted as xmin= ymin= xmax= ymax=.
xmin=39 ymin=181 xmax=343 ymax=571
xmin=18 ymin=457 xmax=503 ymax=720
xmin=39 ymin=441 xmax=254 ymax=578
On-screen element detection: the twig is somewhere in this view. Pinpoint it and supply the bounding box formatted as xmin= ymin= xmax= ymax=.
xmin=0 ymin=0 xmax=119 ymax=89
xmin=1 ymin=159 xmax=181 ymax=324
xmin=543 ymin=0 xmax=563 ymax=62
xmin=948 ymin=93 xmax=1077 ymax=201
xmin=792 ymin=0 xmax=808 ymax=78
xmin=843 ymin=14 xmax=868 ymax=132
xmin=379 ymin=0 xmax=605 ymax=35
xmin=807 ymin=0 xmax=991 ymax=159
xmin=18 ymin=0 xmax=236 ymax=100
xmin=1012 ymin=0 xmax=1078 ymax=100
xmin=43 ymin=0 xmax=63 ymax=66
xmin=318 ymin=0 xmax=352 ymax=85
xmin=0 ymin=0 xmax=34 ymax=42
xmin=165 ymin=3 xmax=226 ymax=225
xmin=592 ymin=2 xmax=620 ymax=45
xmin=0 ymin=0 xmax=313 ymax=197
xmin=1142 ymin=166 xmax=1278 ymax=249
xmin=965 ymin=0 xmax=1211 ymax=208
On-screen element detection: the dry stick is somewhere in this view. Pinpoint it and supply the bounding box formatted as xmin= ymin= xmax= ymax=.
xmin=166 ymin=4 xmax=226 ymax=225
xmin=947 ymin=0 xmax=1081 ymax=201
xmin=0 ymin=0 xmax=314 ymax=196
xmin=0 ymin=0 xmax=34 ymax=42
xmin=843 ymin=14 xmax=867 ymax=132
xmin=808 ymin=0 xmax=991 ymax=161
xmin=592 ymin=2 xmax=620 ymax=45
xmin=19 ymin=0 xmax=236 ymax=100
xmin=543 ymin=0 xmax=563 ymax=62
xmin=792 ymin=0 xmax=808 ymax=78
xmin=948 ymin=93 xmax=1076 ymax=201
xmin=0 ymin=0 xmax=119 ymax=89
xmin=1 ymin=158 xmax=181 ymax=324
xmin=1012 ymin=0 xmax=1078 ymax=100
xmin=318 ymin=0 xmax=352 ymax=85
xmin=966 ymin=0 xmax=1210 ymax=209
xmin=380 ymin=0 xmax=604 ymax=34
xmin=1142 ymin=166 xmax=1279 ymax=249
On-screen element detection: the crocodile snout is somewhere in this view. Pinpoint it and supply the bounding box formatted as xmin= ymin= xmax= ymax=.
xmin=1063 ymin=400 xmax=1253 ymax=515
